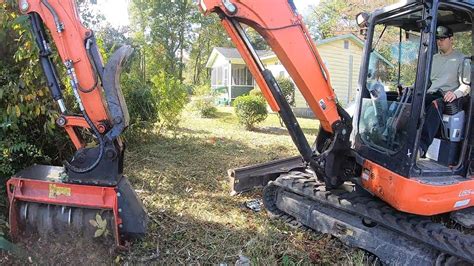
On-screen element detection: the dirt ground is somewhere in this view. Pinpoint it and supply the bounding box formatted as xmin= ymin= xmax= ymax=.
xmin=0 ymin=108 xmax=368 ymax=264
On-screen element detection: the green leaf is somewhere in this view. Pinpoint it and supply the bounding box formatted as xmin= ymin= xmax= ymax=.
xmin=96 ymin=213 xmax=104 ymax=226
xmin=99 ymin=217 xmax=107 ymax=229
xmin=94 ymin=228 xmax=105 ymax=238
xmin=12 ymin=15 xmax=28 ymax=26
xmin=89 ymin=219 xmax=98 ymax=227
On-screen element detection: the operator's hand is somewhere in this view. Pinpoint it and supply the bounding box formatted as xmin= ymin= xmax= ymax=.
xmin=444 ymin=91 xmax=457 ymax=102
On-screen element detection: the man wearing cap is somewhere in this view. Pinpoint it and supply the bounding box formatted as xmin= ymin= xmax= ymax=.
xmin=419 ymin=25 xmax=470 ymax=157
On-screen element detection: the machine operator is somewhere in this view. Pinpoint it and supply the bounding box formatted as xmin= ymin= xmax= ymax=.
xmin=419 ymin=26 xmax=471 ymax=157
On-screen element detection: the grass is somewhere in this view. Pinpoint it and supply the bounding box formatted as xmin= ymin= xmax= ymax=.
xmin=1 ymin=106 xmax=365 ymax=264
xmin=120 ymin=106 xmax=361 ymax=264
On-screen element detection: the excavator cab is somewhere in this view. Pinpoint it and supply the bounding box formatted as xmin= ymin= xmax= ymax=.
xmin=355 ymin=1 xmax=473 ymax=177
xmin=354 ymin=2 xmax=474 ymax=214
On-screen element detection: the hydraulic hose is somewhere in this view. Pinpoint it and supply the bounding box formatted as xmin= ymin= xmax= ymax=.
xmin=63 ymin=110 xmax=105 ymax=173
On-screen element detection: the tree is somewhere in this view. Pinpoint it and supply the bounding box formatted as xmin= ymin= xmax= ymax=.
xmin=184 ymin=11 xmax=233 ymax=85
xmin=130 ymin=0 xmax=194 ymax=81
xmin=306 ymin=0 xmax=398 ymax=39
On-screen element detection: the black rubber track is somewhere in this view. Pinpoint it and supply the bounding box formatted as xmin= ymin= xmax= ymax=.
xmin=263 ymin=171 xmax=474 ymax=264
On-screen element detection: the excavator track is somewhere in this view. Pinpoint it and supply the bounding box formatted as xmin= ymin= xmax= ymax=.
xmin=263 ymin=171 xmax=474 ymax=265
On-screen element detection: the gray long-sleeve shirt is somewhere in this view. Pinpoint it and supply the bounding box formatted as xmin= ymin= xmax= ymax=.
xmin=427 ymin=50 xmax=471 ymax=98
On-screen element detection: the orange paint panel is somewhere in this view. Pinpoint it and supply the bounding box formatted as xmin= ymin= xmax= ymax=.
xmin=22 ymin=0 xmax=109 ymax=127
xmin=362 ymin=160 xmax=474 ymax=215
xmin=64 ymin=127 xmax=84 ymax=150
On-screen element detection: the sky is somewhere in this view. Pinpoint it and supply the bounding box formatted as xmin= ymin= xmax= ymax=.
xmin=97 ymin=0 xmax=320 ymax=28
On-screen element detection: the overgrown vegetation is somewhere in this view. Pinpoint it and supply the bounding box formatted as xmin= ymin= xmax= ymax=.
xmin=276 ymin=76 xmax=296 ymax=106
xmin=0 ymin=3 xmax=71 ymax=178
xmin=233 ymin=94 xmax=268 ymax=130
xmin=190 ymin=84 xmax=218 ymax=118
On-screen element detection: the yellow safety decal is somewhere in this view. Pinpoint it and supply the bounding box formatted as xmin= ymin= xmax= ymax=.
xmin=49 ymin=184 xmax=71 ymax=198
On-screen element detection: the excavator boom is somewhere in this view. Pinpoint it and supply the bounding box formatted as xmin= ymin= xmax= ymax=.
xmin=200 ymin=0 xmax=353 ymax=188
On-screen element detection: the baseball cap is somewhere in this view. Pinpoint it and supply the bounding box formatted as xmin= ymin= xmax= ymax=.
xmin=436 ymin=26 xmax=453 ymax=38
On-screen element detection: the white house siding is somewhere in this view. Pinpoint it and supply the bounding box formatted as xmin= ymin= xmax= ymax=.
xmin=265 ymin=61 xmax=289 ymax=79
xmin=210 ymin=56 xmax=230 ymax=88
xmin=294 ymin=39 xmax=363 ymax=110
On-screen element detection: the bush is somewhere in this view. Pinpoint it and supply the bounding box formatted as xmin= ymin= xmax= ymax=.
xmin=233 ymin=94 xmax=268 ymax=130
xmin=276 ymin=76 xmax=296 ymax=106
xmin=151 ymin=72 xmax=188 ymax=130
xmin=121 ymin=74 xmax=159 ymax=124
xmin=193 ymin=97 xmax=218 ymax=118
xmin=249 ymin=88 xmax=264 ymax=99
xmin=193 ymin=84 xmax=213 ymax=97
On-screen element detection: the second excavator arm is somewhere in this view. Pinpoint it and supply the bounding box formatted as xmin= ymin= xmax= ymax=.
xmin=19 ymin=0 xmax=131 ymax=184
xmin=200 ymin=0 xmax=354 ymax=187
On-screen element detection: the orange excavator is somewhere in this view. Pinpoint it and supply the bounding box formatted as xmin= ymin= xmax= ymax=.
xmin=200 ymin=0 xmax=473 ymax=264
xmin=7 ymin=0 xmax=147 ymax=247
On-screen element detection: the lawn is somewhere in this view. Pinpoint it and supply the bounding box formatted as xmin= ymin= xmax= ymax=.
xmin=1 ymin=106 xmax=366 ymax=264
xmin=121 ymin=106 xmax=363 ymax=264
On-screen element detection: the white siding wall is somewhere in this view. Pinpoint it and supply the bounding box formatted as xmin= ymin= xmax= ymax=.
xmin=294 ymin=39 xmax=363 ymax=108
xmin=210 ymin=57 xmax=231 ymax=88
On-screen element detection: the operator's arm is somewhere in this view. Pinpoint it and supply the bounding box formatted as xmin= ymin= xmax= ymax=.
xmin=21 ymin=0 xmax=111 ymax=149
xmin=200 ymin=0 xmax=353 ymax=188
xmin=454 ymin=57 xmax=471 ymax=98
xmin=21 ymin=0 xmax=130 ymax=176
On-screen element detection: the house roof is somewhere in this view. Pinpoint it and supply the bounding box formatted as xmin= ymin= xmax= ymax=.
xmin=206 ymin=34 xmax=392 ymax=68
xmin=206 ymin=47 xmax=275 ymax=67
xmin=215 ymin=47 xmax=274 ymax=59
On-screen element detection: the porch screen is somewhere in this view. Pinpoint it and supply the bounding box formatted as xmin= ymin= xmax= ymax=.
xmin=232 ymin=65 xmax=253 ymax=86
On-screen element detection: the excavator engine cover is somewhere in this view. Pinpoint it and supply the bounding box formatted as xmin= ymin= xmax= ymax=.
xmin=7 ymin=165 xmax=148 ymax=247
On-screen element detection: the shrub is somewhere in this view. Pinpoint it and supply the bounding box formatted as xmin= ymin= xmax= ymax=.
xmin=121 ymin=74 xmax=159 ymax=124
xmin=249 ymin=88 xmax=264 ymax=99
xmin=276 ymin=76 xmax=296 ymax=106
xmin=233 ymin=94 xmax=268 ymax=130
xmin=151 ymin=72 xmax=188 ymax=130
xmin=193 ymin=84 xmax=213 ymax=97
xmin=193 ymin=97 xmax=218 ymax=118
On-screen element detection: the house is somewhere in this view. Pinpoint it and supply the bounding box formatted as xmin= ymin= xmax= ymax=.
xmin=206 ymin=34 xmax=390 ymax=116
xmin=206 ymin=47 xmax=275 ymax=105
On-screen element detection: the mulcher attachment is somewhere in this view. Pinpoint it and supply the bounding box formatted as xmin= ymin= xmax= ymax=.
xmin=7 ymin=165 xmax=147 ymax=247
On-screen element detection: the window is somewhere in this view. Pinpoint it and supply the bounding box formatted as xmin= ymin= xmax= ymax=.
xmin=359 ymin=10 xmax=423 ymax=153
xmin=211 ymin=68 xmax=216 ymax=85
xmin=223 ymin=66 xmax=228 ymax=85
xmin=232 ymin=65 xmax=254 ymax=86
xmin=344 ymin=40 xmax=349 ymax=49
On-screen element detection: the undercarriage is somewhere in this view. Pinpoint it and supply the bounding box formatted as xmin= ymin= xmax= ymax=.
xmin=263 ymin=171 xmax=473 ymax=264
xmin=230 ymin=160 xmax=474 ymax=264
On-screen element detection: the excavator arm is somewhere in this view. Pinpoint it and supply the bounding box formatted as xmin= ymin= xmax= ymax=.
xmin=7 ymin=0 xmax=147 ymax=246
xmin=200 ymin=0 xmax=353 ymax=187
xmin=18 ymin=0 xmax=131 ymax=183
